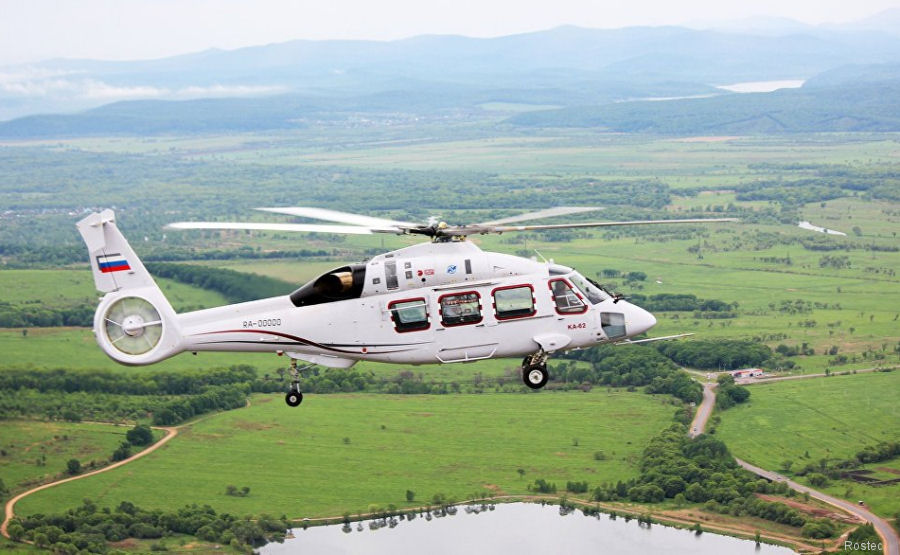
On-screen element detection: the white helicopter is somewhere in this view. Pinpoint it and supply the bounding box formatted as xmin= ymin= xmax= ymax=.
xmin=77 ymin=207 xmax=736 ymax=407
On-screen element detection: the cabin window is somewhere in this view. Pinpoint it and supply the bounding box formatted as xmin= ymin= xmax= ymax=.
xmin=549 ymin=279 xmax=587 ymax=314
xmin=493 ymin=285 xmax=535 ymax=320
xmin=602 ymin=312 xmax=626 ymax=339
xmin=439 ymin=292 xmax=482 ymax=326
xmin=389 ymin=298 xmax=430 ymax=332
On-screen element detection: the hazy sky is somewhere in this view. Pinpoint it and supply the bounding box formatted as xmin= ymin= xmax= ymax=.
xmin=2 ymin=0 xmax=899 ymax=66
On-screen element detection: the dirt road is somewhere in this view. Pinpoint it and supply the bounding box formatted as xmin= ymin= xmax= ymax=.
xmin=1 ymin=426 xmax=177 ymax=539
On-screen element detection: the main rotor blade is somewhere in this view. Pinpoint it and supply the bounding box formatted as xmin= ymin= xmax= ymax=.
xmin=441 ymin=217 xmax=739 ymax=236
xmin=165 ymin=222 xmax=398 ymax=235
xmin=256 ymin=207 xmax=417 ymax=228
xmin=476 ymin=206 xmax=604 ymax=226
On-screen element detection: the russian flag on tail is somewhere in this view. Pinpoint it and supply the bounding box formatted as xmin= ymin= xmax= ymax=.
xmin=97 ymin=253 xmax=131 ymax=273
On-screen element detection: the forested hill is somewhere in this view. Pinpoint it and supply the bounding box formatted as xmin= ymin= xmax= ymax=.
xmin=507 ymin=81 xmax=900 ymax=134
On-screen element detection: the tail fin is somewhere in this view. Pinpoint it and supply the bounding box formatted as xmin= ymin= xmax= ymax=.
xmin=77 ymin=210 xmax=183 ymax=365
xmin=77 ymin=209 xmax=157 ymax=293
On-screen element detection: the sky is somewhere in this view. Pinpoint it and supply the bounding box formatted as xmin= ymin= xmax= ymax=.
xmin=2 ymin=0 xmax=899 ymax=66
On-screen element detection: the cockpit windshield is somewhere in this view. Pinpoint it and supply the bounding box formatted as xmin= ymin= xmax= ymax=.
xmin=568 ymin=272 xmax=612 ymax=304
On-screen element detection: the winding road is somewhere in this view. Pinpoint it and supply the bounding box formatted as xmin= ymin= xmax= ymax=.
xmin=690 ymin=374 xmax=899 ymax=555
xmin=1 ymin=425 xmax=177 ymax=540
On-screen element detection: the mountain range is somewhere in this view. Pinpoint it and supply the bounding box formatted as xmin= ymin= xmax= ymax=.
xmin=1 ymin=11 xmax=899 ymax=136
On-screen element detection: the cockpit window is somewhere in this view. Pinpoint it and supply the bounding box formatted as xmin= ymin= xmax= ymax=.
xmin=569 ymin=272 xmax=611 ymax=304
xmin=549 ymin=279 xmax=587 ymax=314
xmin=289 ymin=264 xmax=367 ymax=307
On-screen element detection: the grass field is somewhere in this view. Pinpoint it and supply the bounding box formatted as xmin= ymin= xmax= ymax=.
xmin=40 ymin=132 xmax=900 ymax=179
xmin=0 ymin=269 xmax=228 ymax=311
xmin=0 ymin=421 xmax=161 ymax=493
xmin=715 ymin=371 xmax=900 ymax=518
xmin=16 ymin=390 xmax=675 ymax=518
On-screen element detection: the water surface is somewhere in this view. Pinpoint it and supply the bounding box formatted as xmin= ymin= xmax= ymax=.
xmin=261 ymin=503 xmax=795 ymax=555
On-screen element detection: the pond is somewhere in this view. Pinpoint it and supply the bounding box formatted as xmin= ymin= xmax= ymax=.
xmin=261 ymin=502 xmax=795 ymax=554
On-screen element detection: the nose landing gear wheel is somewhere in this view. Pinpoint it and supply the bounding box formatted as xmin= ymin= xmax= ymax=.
xmin=285 ymin=390 xmax=303 ymax=407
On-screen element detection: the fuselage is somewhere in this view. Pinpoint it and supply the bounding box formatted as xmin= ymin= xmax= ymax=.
xmin=174 ymin=241 xmax=657 ymax=368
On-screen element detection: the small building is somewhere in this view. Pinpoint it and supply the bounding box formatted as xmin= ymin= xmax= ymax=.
xmin=731 ymin=368 xmax=765 ymax=379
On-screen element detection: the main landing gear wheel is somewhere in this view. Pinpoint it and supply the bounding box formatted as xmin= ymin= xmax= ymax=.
xmin=285 ymin=390 xmax=303 ymax=407
xmin=523 ymin=365 xmax=549 ymax=389
xmin=284 ymin=358 xmax=305 ymax=407
xmin=522 ymin=351 xmax=550 ymax=390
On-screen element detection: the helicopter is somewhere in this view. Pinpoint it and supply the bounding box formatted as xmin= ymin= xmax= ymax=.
xmin=76 ymin=207 xmax=736 ymax=407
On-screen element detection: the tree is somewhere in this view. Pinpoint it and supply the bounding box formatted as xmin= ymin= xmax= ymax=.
xmin=126 ymin=424 xmax=154 ymax=446
xmin=406 ymin=490 xmax=415 ymax=502
xmin=66 ymin=458 xmax=81 ymax=475
xmin=111 ymin=442 xmax=131 ymax=462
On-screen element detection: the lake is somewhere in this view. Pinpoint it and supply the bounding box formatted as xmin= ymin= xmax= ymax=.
xmin=261 ymin=502 xmax=795 ymax=554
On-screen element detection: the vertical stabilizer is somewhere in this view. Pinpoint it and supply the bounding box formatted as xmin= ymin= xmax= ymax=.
xmin=76 ymin=210 xmax=183 ymax=365
xmin=77 ymin=209 xmax=157 ymax=293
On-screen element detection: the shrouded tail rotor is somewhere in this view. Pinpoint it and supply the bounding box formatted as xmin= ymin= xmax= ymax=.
xmin=102 ymin=296 xmax=163 ymax=355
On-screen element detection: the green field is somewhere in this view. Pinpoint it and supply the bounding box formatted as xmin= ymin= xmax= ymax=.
xmin=42 ymin=133 xmax=900 ymax=178
xmin=0 ymin=421 xmax=160 ymax=493
xmin=0 ymin=269 xmax=228 ymax=312
xmin=716 ymin=371 xmax=900 ymax=517
xmin=16 ymin=390 xmax=675 ymax=518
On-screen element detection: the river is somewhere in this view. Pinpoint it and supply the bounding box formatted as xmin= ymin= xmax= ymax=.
xmin=261 ymin=502 xmax=795 ymax=554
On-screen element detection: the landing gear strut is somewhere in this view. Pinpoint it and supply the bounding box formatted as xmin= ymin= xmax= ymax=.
xmin=522 ymin=350 xmax=549 ymax=390
xmin=284 ymin=358 xmax=304 ymax=407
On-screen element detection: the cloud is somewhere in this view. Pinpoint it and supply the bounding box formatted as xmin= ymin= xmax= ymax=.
xmin=0 ymin=66 xmax=287 ymax=103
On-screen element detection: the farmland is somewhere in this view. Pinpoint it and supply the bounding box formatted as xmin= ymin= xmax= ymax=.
xmin=15 ymin=390 xmax=675 ymax=518
xmin=716 ymin=370 xmax=900 ymax=518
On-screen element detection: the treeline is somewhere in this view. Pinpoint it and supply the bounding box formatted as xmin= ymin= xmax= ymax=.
xmin=627 ymin=294 xmax=737 ymax=313
xmin=0 ymin=385 xmax=249 ymax=426
xmin=144 ymin=247 xmax=330 ymax=262
xmin=0 ymin=366 xmax=257 ymax=395
xmin=0 ymin=302 xmax=93 ymax=328
xmin=7 ymin=500 xmax=288 ymax=553
xmin=789 ymin=440 xmax=900 ymax=486
xmin=739 ymin=163 xmax=900 ymax=205
xmin=145 ymin=262 xmax=295 ymax=303
xmin=590 ymin=424 xmax=837 ymax=538
xmin=558 ymin=345 xmax=702 ymax=403
xmin=0 ymin=366 xmax=259 ymax=425
xmin=655 ymin=340 xmax=772 ymax=370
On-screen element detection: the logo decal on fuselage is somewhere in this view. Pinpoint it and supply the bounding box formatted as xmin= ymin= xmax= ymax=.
xmin=446 ymin=264 xmax=457 ymax=274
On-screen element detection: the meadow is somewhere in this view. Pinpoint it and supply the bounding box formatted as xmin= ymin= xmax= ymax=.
xmin=0 ymin=270 xmax=228 ymax=312
xmin=0 ymin=421 xmax=162 ymax=492
xmin=716 ymin=370 xmax=900 ymax=518
xmin=15 ymin=390 xmax=676 ymax=518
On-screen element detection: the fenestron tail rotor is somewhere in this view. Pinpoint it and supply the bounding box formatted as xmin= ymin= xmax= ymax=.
xmin=166 ymin=206 xmax=738 ymax=239
xmin=103 ymin=296 xmax=163 ymax=355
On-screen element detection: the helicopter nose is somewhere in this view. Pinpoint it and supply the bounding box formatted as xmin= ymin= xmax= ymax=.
xmin=629 ymin=304 xmax=657 ymax=336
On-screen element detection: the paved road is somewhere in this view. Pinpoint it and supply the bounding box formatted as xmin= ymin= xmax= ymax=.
xmin=735 ymin=458 xmax=898 ymax=555
xmin=689 ymin=382 xmax=716 ymax=438
xmin=1 ymin=425 xmax=177 ymax=540
xmin=689 ymin=375 xmax=899 ymax=555
xmin=734 ymin=366 xmax=895 ymax=386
